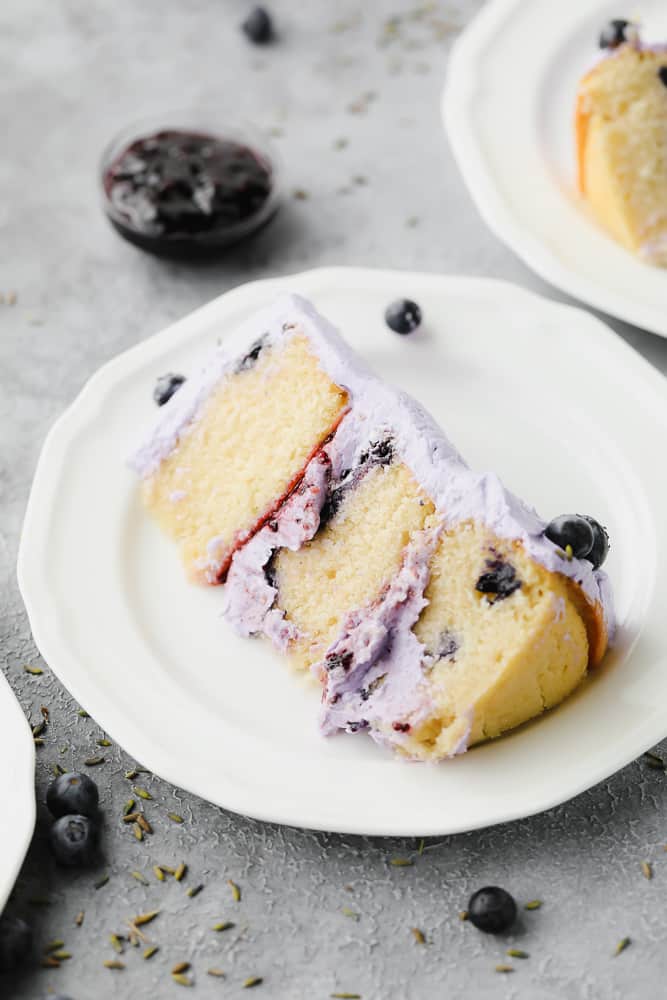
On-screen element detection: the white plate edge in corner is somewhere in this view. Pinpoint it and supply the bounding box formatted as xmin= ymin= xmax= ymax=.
xmin=15 ymin=268 xmax=667 ymax=836
xmin=0 ymin=670 xmax=35 ymax=913
xmin=442 ymin=0 xmax=667 ymax=340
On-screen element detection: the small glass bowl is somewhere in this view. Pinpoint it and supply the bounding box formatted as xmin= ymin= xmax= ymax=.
xmin=99 ymin=112 xmax=282 ymax=258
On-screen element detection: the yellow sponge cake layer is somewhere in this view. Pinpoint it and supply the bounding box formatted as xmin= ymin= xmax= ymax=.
xmin=274 ymin=461 xmax=437 ymax=670
xmin=576 ymin=43 xmax=667 ymax=263
xmin=139 ymin=334 xmax=348 ymax=582
xmin=404 ymin=522 xmax=589 ymax=760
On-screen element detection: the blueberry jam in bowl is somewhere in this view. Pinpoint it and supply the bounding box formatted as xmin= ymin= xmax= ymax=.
xmin=100 ymin=114 xmax=280 ymax=257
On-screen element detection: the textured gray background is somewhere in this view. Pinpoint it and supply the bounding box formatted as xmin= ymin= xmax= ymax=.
xmin=2 ymin=1 xmax=667 ymax=998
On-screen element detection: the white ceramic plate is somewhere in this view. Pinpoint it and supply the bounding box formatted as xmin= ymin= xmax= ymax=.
xmin=443 ymin=0 xmax=667 ymax=339
xmin=17 ymin=268 xmax=667 ymax=836
xmin=0 ymin=671 xmax=35 ymax=912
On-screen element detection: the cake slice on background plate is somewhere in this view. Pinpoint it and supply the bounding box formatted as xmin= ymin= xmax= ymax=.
xmin=132 ymin=294 xmax=613 ymax=761
xmin=576 ymin=19 xmax=667 ymax=264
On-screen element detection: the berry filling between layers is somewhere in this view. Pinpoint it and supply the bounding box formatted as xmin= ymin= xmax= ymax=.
xmin=222 ymin=411 xmax=397 ymax=643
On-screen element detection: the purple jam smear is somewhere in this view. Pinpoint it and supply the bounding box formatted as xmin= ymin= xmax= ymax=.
xmin=103 ymin=129 xmax=274 ymax=256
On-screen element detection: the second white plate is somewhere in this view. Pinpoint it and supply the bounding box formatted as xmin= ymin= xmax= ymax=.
xmin=443 ymin=0 xmax=667 ymax=338
xmin=17 ymin=268 xmax=667 ymax=835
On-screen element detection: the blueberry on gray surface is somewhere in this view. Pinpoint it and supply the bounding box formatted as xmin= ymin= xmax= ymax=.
xmin=0 ymin=915 xmax=31 ymax=972
xmin=384 ymin=298 xmax=422 ymax=334
xmin=467 ymin=886 xmax=517 ymax=934
xmin=46 ymin=772 xmax=99 ymax=819
xmin=599 ymin=19 xmax=631 ymax=49
xmin=544 ymin=514 xmax=595 ymax=559
xmin=582 ymin=515 xmax=610 ymax=569
xmin=153 ymin=372 xmax=186 ymax=406
xmin=475 ymin=558 xmax=521 ymax=600
xmin=49 ymin=815 xmax=99 ymax=867
xmin=242 ymin=6 xmax=273 ymax=44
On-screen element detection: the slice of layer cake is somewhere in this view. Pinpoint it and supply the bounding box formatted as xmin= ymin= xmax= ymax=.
xmin=133 ymin=294 xmax=614 ymax=761
xmin=576 ymin=21 xmax=667 ymax=264
xmin=130 ymin=298 xmax=352 ymax=581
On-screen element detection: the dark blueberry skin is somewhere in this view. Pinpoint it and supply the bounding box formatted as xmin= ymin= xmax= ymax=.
xmin=47 ymin=772 xmax=99 ymax=819
xmin=468 ymin=886 xmax=517 ymax=934
xmin=545 ymin=514 xmax=609 ymax=568
xmin=582 ymin=516 xmax=610 ymax=570
xmin=544 ymin=514 xmax=595 ymax=559
xmin=599 ymin=19 xmax=631 ymax=49
xmin=659 ymin=66 xmax=667 ymax=88
xmin=475 ymin=559 xmax=521 ymax=600
xmin=49 ymin=815 xmax=99 ymax=867
xmin=384 ymin=298 xmax=422 ymax=335
xmin=153 ymin=373 xmax=186 ymax=407
xmin=0 ymin=914 xmax=32 ymax=972
xmin=242 ymin=6 xmax=273 ymax=44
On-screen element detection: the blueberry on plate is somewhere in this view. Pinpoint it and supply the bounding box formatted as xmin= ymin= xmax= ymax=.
xmin=384 ymin=298 xmax=422 ymax=335
xmin=153 ymin=373 xmax=186 ymax=407
xmin=467 ymin=886 xmax=517 ymax=934
xmin=0 ymin=914 xmax=32 ymax=972
xmin=49 ymin=814 xmax=99 ymax=867
xmin=544 ymin=514 xmax=595 ymax=559
xmin=242 ymin=6 xmax=273 ymax=44
xmin=47 ymin=772 xmax=99 ymax=819
xmin=599 ymin=19 xmax=631 ymax=49
xmin=582 ymin=515 xmax=610 ymax=570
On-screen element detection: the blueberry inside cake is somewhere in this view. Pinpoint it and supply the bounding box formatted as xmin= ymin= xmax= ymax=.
xmin=132 ymin=294 xmax=613 ymax=760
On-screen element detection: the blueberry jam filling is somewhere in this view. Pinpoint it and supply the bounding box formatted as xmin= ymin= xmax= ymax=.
xmin=103 ymin=130 xmax=274 ymax=254
xmin=475 ymin=558 xmax=521 ymax=601
xmin=599 ymin=19 xmax=632 ymax=50
xmin=392 ymin=721 xmax=411 ymax=733
xmin=235 ymin=334 xmax=268 ymax=373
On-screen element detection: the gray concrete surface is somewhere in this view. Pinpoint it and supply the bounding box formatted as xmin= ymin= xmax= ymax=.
xmin=2 ymin=1 xmax=667 ymax=997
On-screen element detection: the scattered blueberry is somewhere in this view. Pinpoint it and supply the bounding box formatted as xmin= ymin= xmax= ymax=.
xmin=468 ymin=886 xmax=517 ymax=934
xmin=544 ymin=514 xmax=595 ymax=559
xmin=384 ymin=298 xmax=422 ymax=335
xmin=242 ymin=6 xmax=273 ymax=44
xmin=659 ymin=66 xmax=667 ymax=88
xmin=582 ymin=515 xmax=610 ymax=569
xmin=475 ymin=558 xmax=521 ymax=600
xmin=599 ymin=19 xmax=631 ymax=49
xmin=153 ymin=373 xmax=186 ymax=407
xmin=49 ymin=815 xmax=99 ymax=867
xmin=0 ymin=914 xmax=32 ymax=972
xmin=47 ymin=772 xmax=99 ymax=819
